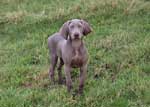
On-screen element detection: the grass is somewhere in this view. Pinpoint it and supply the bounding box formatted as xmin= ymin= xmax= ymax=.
xmin=0 ymin=0 xmax=150 ymax=107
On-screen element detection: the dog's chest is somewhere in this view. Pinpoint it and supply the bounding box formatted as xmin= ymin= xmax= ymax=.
xmin=70 ymin=49 xmax=83 ymax=68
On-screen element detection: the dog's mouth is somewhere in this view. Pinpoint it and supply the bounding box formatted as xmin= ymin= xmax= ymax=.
xmin=70 ymin=36 xmax=80 ymax=40
xmin=69 ymin=34 xmax=83 ymax=40
xmin=74 ymin=37 xmax=80 ymax=40
xmin=72 ymin=35 xmax=82 ymax=40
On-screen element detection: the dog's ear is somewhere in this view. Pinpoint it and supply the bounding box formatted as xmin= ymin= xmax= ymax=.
xmin=80 ymin=19 xmax=92 ymax=36
xmin=59 ymin=20 xmax=71 ymax=39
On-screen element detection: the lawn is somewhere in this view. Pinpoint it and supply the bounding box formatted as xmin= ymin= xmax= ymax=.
xmin=0 ymin=0 xmax=150 ymax=107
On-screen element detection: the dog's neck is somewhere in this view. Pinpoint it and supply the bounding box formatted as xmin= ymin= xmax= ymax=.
xmin=72 ymin=39 xmax=82 ymax=49
xmin=67 ymin=39 xmax=83 ymax=62
xmin=67 ymin=38 xmax=83 ymax=50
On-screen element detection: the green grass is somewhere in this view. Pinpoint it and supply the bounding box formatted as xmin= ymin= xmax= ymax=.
xmin=0 ymin=0 xmax=150 ymax=107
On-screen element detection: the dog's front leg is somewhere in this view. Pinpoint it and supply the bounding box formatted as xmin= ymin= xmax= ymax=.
xmin=64 ymin=65 xmax=72 ymax=92
xmin=79 ymin=64 xmax=87 ymax=94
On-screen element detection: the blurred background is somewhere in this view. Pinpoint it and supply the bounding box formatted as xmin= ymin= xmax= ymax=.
xmin=0 ymin=0 xmax=150 ymax=107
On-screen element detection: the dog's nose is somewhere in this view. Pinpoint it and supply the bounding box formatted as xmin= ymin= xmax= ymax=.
xmin=74 ymin=33 xmax=79 ymax=38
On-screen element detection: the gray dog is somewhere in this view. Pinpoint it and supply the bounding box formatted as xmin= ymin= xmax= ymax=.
xmin=48 ymin=19 xmax=92 ymax=94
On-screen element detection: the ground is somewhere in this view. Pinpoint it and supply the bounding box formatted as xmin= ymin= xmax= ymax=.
xmin=0 ymin=0 xmax=150 ymax=107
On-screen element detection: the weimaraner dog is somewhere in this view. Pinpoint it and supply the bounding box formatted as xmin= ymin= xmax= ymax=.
xmin=48 ymin=19 xmax=92 ymax=94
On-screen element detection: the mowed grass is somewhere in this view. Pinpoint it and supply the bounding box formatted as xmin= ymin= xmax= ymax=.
xmin=0 ymin=0 xmax=150 ymax=107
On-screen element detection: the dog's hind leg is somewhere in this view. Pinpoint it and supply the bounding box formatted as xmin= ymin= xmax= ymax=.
xmin=49 ymin=52 xmax=58 ymax=83
xmin=57 ymin=58 xmax=64 ymax=84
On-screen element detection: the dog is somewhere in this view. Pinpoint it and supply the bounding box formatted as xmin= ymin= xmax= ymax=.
xmin=48 ymin=19 xmax=92 ymax=94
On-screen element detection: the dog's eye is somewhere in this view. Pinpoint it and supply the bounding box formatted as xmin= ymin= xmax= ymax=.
xmin=78 ymin=25 xmax=82 ymax=28
xmin=70 ymin=25 xmax=74 ymax=29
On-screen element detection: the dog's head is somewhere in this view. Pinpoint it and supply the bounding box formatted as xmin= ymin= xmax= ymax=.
xmin=60 ymin=19 xmax=92 ymax=40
